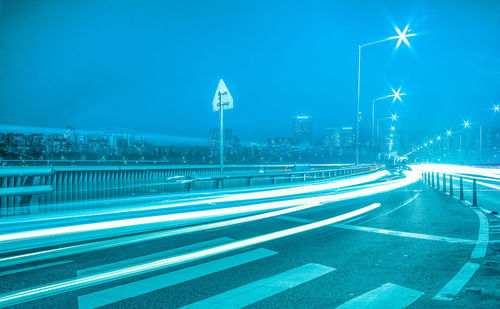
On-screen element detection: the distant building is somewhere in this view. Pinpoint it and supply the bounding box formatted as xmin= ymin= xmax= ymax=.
xmin=340 ymin=127 xmax=354 ymax=150
xmin=324 ymin=128 xmax=341 ymax=148
xmin=268 ymin=137 xmax=291 ymax=148
xmin=209 ymin=128 xmax=238 ymax=153
xmin=292 ymin=116 xmax=313 ymax=146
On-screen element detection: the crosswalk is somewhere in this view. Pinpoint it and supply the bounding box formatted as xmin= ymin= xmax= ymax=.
xmin=74 ymin=235 xmax=422 ymax=309
xmin=78 ymin=247 xmax=278 ymax=309
xmin=0 ymin=232 xmax=431 ymax=308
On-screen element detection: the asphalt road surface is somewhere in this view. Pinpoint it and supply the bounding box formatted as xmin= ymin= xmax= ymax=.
xmin=0 ymin=165 xmax=498 ymax=308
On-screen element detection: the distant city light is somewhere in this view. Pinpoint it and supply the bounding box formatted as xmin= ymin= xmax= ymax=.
xmin=463 ymin=120 xmax=471 ymax=128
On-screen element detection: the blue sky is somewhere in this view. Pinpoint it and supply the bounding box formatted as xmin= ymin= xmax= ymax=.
xmin=0 ymin=0 xmax=498 ymax=143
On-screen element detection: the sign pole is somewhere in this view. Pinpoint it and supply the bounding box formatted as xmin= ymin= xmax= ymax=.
xmin=212 ymin=79 xmax=233 ymax=175
xmin=219 ymin=91 xmax=224 ymax=174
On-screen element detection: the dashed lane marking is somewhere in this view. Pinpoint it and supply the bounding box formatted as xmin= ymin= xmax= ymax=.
xmin=433 ymin=262 xmax=480 ymax=301
xmin=0 ymin=260 xmax=72 ymax=277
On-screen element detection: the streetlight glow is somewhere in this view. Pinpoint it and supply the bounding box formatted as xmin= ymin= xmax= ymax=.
xmin=463 ymin=120 xmax=471 ymax=128
xmin=391 ymin=87 xmax=404 ymax=102
xmin=494 ymin=105 xmax=500 ymax=113
xmin=446 ymin=129 xmax=453 ymax=136
xmin=391 ymin=113 xmax=398 ymax=121
xmin=394 ymin=25 xmax=416 ymax=48
xmin=390 ymin=126 xmax=396 ymax=131
xmin=437 ymin=136 xmax=441 ymax=141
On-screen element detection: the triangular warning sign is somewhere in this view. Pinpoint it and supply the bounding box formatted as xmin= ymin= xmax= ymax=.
xmin=212 ymin=79 xmax=233 ymax=111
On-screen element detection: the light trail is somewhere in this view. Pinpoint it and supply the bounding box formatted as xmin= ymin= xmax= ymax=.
xmin=0 ymin=170 xmax=389 ymax=226
xmin=0 ymin=170 xmax=416 ymax=246
xmin=0 ymin=169 xmax=420 ymax=267
xmin=0 ymin=203 xmax=381 ymax=308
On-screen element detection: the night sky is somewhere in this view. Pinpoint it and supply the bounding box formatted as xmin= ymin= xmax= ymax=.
xmin=0 ymin=0 xmax=498 ymax=144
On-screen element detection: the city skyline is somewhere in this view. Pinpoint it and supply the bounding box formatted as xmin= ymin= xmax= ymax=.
xmin=0 ymin=1 xmax=499 ymax=143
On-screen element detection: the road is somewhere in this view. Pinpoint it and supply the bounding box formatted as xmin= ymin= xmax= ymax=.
xmin=0 ymin=165 xmax=498 ymax=308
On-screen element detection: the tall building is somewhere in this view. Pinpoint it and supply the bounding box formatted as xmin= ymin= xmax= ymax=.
xmin=340 ymin=127 xmax=355 ymax=150
xmin=209 ymin=128 xmax=235 ymax=152
xmin=292 ymin=116 xmax=313 ymax=146
xmin=324 ymin=128 xmax=341 ymax=148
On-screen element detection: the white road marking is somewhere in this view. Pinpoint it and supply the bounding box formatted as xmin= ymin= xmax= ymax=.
xmin=336 ymin=282 xmax=423 ymax=308
xmin=0 ymin=203 xmax=380 ymax=308
xmin=78 ymin=248 xmax=277 ymax=309
xmin=181 ymin=263 xmax=334 ymax=309
xmin=77 ymin=237 xmax=233 ymax=276
xmin=277 ymin=215 xmax=475 ymax=244
xmin=471 ymin=208 xmax=489 ymax=259
xmin=334 ymin=224 xmax=476 ymax=244
xmin=0 ymin=260 xmax=72 ymax=277
xmin=433 ymin=262 xmax=480 ymax=301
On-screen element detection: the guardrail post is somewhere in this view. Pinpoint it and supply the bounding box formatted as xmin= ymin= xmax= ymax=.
xmin=449 ymin=175 xmax=453 ymax=196
xmin=443 ymin=173 xmax=446 ymax=192
xmin=459 ymin=176 xmax=464 ymax=200
xmin=436 ymin=172 xmax=440 ymax=189
xmin=431 ymin=172 xmax=435 ymax=187
xmin=472 ymin=178 xmax=478 ymax=206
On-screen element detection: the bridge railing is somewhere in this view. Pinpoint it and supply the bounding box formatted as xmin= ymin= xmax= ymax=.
xmin=421 ymin=171 xmax=485 ymax=207
xmin=0 ymin=164 xmax=379 ymax=217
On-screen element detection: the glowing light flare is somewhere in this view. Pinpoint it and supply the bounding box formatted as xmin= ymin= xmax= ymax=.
xmin=437 ymin=136 xmax=441 ymax=141
xmin=394 ymin=25 xmax=416 ymax=48
xmin=446 ymin=130 xmax=453 ymax=136
xmin=391 ymin=87 xmax=404 ymax=102
xmin=463 ymin=120 xmax=471 ymax=128
xmin=493 ymin=105 xmax=500 ymax=112
xmin=391 ymin=114 xmax=398 ymax=121
xmin=390 ymin=126 xmax=396 ymax=131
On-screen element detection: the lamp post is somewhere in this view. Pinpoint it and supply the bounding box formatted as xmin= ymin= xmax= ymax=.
xmin=355 ymin=25 xmax=415 ymax=165
xmin=371 ymin=87 xmax=404 ymax=160
xmin=376 ymin=113 xmax=398 ymax=155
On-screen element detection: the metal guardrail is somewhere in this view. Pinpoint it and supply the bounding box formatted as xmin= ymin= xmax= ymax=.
xmin=0 ymin=167 xmax=55 ymax=216
xmin=422 ymin=171 xmax=478 ymax=206
xmin=0 ymin=164 xmax=379 ymax=217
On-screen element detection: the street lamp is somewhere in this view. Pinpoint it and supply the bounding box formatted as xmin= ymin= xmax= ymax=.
xmin=376 ymin=114 xmax=399 ymax=155
xmin=371 ymin=88 xmax=404 ymax=159
xmin=355 ymin=25 xmax=415 ymax=165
